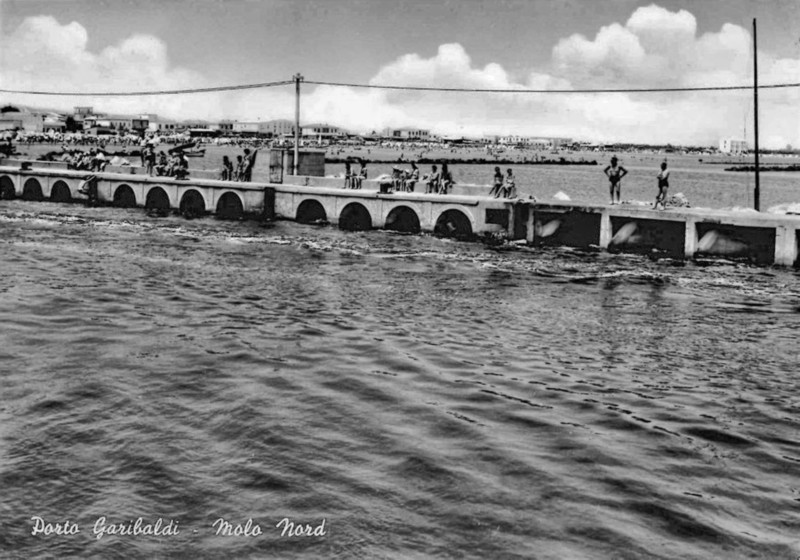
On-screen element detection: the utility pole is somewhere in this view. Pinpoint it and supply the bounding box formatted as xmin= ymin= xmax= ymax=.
xmin=293 ymin=73 xmax=303 ymax=176
xmin=753 ymin=19 xmax=760 ymax=211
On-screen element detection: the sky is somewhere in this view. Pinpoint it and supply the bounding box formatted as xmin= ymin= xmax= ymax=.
xmin=1 ymin=0 xmax=799 ymax=147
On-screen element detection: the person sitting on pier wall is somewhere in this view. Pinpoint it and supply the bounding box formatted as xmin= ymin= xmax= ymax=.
xmin=391 ymin=167 xmax=405 ymax=192
xmin=654 ymin=161 xmax=670 ymax=210
xmin=156 ymin=151 xmax=168 ymax=176
xmin=405 ymin=163 xmax=419 ymax=192
xmin=439 ymin=163 xmax=453 ymax=194
xmin=90 ymin=149 xmax=108 ymax=172
xmin=490 ymin=166 xmax=504 ymax=197
xmin=502 ymin=168 xmax=517 ymax=198
xmin=604 ymin=155 xmax=628 ymax=205
xmin=355 ymin=162 xmax=367 ymax=189
xmin=425 ymin=165 xmax=440 ymax=194
xmin=174 ymin=152 xmax=190 ymax=180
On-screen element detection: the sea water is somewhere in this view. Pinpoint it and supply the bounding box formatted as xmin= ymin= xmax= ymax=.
xmin=0 ymin=200 xmax=799 ymax=559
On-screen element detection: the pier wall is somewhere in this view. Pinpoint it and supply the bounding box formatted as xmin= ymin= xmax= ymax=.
xmin=1 ymin=164 xmax=798 ymax=266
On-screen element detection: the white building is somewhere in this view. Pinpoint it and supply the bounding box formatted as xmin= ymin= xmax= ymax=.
xmin=259 ymin=119 xmax=295 ymax=137
xmin=233 ymin=122 xmax=260 ymax=134
xmin=720 ymin=138 xmax=748 ymax=154
xmin=383 ymin=127 xmax=431 ymax=140
xmin=301 ymin=123 xmax=345 ymax=139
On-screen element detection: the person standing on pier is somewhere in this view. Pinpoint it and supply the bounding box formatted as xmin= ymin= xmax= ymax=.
xmin=654 ymin=161 xmax=670 ymax=210
xmin=490 ymin=166 xmax=503 ymax=197
xmin=604 ymin=155 xmax=628 ymax=205
xmin=221 ymin=156 xmax=233 ymax=181
xmin=234 ymin=155 xmax=245 ymax=181
xmin=344 ymin=162 xmax=352 ymax=189
xmin=242 ymin=148 xmax=257 ymax=182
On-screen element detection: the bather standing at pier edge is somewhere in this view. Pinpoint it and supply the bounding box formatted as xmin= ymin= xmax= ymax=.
xmin=604 ymin=155 xmax=628 ymax=205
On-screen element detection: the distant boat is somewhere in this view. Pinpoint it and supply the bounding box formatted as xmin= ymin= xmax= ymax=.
xmin=184 ymin=149 xmax=206 ymax=157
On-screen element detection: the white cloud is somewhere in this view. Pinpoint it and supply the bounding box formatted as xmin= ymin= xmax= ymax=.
xmin=1 ymin=9 xmax=798 ymax=147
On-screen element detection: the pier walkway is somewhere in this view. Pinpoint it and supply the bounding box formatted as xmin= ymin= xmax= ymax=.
xmin=1 ymin=162 xmax=798 ymax=267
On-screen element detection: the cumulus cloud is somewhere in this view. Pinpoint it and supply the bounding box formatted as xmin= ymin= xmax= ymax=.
xmin=1 ymin=8 xmax=798 ymax=147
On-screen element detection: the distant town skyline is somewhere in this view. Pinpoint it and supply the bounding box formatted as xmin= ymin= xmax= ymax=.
xmin=1 ymin=0 xmax=798 ymax=147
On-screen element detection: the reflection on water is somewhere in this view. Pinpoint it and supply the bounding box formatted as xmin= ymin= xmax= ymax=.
xmin=1 ymin=201 xmax=799 ymax=559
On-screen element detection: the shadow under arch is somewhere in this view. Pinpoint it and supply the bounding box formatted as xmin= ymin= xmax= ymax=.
xmin=385 ymin=206 xmax=421 ymax=234
xmin=339 ymin=202 xmax=372 ymax=231
xmin=434 ymin=209 xmax=473 ymax=239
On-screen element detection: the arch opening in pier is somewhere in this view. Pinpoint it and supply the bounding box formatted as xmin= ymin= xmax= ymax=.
xmin=145 ymin=187 xmax=170 ymax=215
xmin=113 ymin=184 xmax=137 ymax=208
xmin=296 ymin=199 xmax=327 ymax=224
xmin=0 ymin=176 xmax=15 ymax=199
xmin=434 ymin=209 xmax=473 ymax=239
xmin=695 ymin=223 xmax=775 ymax=265
xmin=50 ymin=180 xmax=72 ymax=203
xmin=22 ymin=178 xmax=44 ymax=202
xmin=180 ymin=190 xmax=206 ymax=219
xmin=385 ymin=206 xmax=421 ymax=234
xmin=534 ymin=210 xmax=600 ymax=248
xmin=339 ymin=202 xmax=372 ymax=231
xmin=609 ymin=217 xmax=684 ymax=258
xmin=216 ymin=192 xmax=244 ymax=220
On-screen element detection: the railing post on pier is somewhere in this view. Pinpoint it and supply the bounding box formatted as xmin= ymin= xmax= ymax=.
xmin=774 ymin=226 xmax=798 ymax=267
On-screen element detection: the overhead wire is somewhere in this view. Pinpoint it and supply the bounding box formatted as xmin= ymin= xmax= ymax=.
xmin=305 ymin=80 xmax=800 ymax=94
xmin=1 ymin=79 xmax=799 ymax=97
xmin=0 ymin=79 xmax=294 ymax=97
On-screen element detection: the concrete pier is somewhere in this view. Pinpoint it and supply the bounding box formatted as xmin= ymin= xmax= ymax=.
xmin=1 ymin=162 xmax=799 ymax=267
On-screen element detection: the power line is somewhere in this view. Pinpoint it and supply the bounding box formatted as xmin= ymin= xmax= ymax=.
xmin=306 ymin=80 xmax=800 ymax=93
xmin=0 ymin=79 xmax=294 ymax=96
xmin=2 ymin=78 xmax=799 ymax=97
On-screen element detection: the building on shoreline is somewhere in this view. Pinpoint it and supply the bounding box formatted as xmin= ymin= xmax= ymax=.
xmin=719 ymin=138 xmax=748 ymax=155
xmin=382 ymin=127 xmax=431 ymax=140
xmin=496 ymin=135 xmax=573 ymax=149
xmin=302 ymin=123 xmax=346 ymax=140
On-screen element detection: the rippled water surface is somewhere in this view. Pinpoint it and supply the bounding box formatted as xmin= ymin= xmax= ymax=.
xmin=1 ymin=200 xmax=799 ymax=559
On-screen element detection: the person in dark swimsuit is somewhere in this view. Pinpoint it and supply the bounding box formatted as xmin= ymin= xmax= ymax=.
xmin=654 ymin=161 xmax=670 ymax=210
xmin=604 ymin=155 xmax=628 ymax=205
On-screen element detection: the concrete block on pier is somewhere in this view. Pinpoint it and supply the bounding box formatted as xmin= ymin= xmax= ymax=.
xmin=599 ymin=211 xmax=612 ymax=249
xmin=684 ymin=220 xmax=698 ymax=259
xmin=774 ymin=226 xmax=798 ymax=267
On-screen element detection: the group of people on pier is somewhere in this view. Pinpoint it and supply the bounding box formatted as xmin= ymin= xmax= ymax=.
xmin=343 ymin=161 xmax=368 ymax=189
xmin=388 ymin=163 xmax=454 ymax=194
xmin=219 ymin=148 xmax=258 ymax=182
xmin=63 ymin=148 xmax=110 ymax=172
xmin=489 ymin=167 xmax=517 ymax=199
xmin=142 ymin=145 xmax=189 ymax=179
xmin=604 ymin=155 xmax=671 ymax=209
xmin=340 ymin=161 xmax=520 ymax=198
